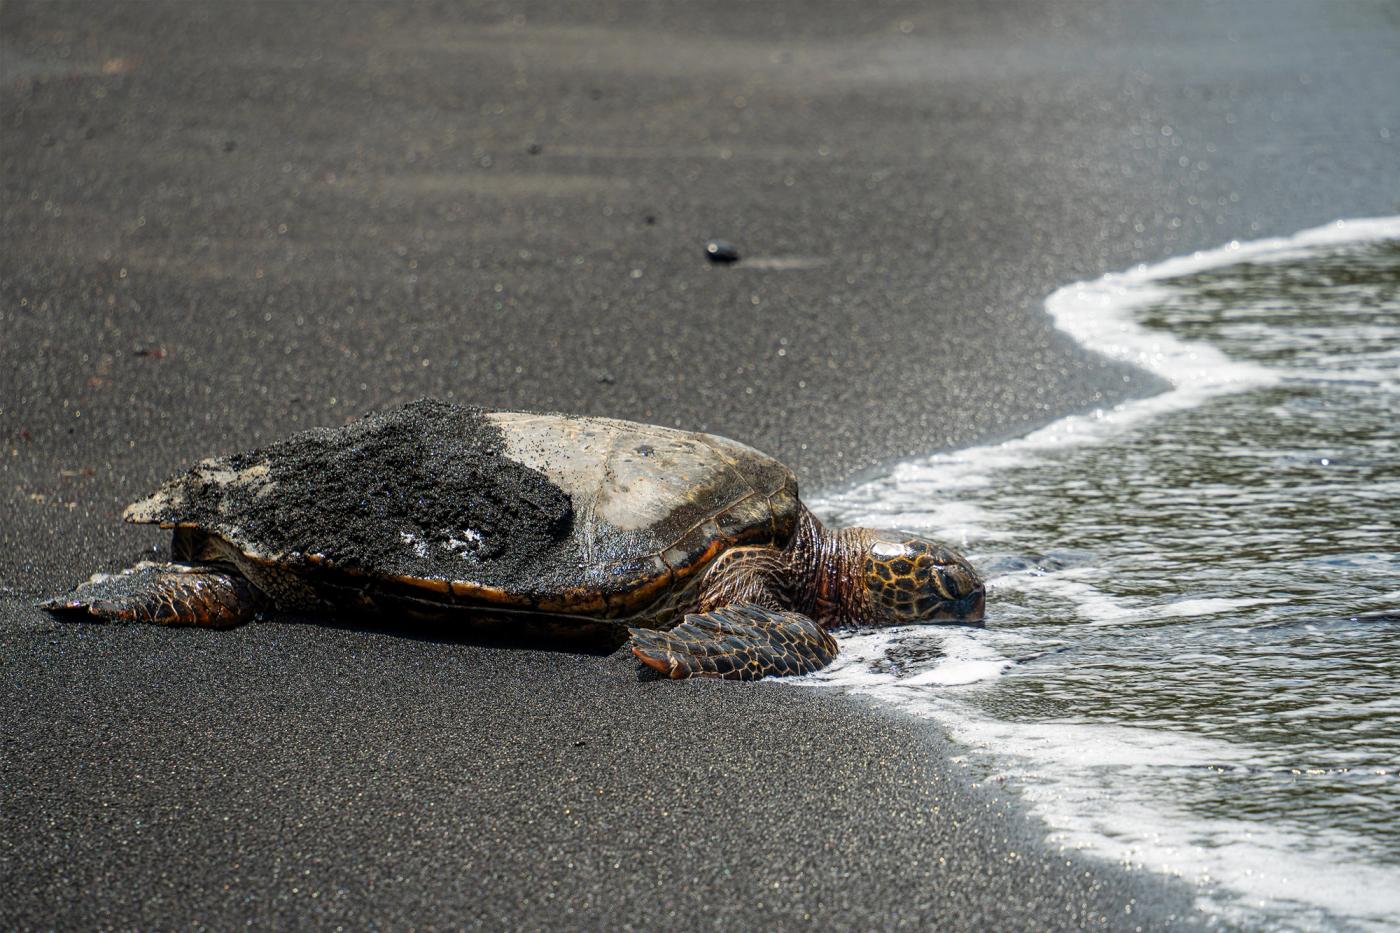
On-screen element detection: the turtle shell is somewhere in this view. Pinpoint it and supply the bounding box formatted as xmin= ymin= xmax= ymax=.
xmin=125 ymin=401 xmax=800 ymax=619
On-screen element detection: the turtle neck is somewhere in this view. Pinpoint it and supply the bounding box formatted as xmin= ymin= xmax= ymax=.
xmin=788 ymin=505 xmax=868 ymax=628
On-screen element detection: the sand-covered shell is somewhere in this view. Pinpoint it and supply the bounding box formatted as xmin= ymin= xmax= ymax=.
xmin=125 ymin=400 xmax=799 ymax=617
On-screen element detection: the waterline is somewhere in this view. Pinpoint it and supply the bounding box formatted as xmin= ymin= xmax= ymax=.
xmin=804 ymin=218 xmax=1400 ymax=930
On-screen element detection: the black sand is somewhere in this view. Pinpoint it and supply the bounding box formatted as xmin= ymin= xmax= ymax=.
xmin=4 ymin=0 xmax=1398 ymax=928
xmin=138 ymin=399 xmax=575 ymax=580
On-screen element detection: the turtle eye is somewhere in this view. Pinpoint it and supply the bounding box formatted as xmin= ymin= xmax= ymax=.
xmin=862 ymin=533 xmax=984 ymax=624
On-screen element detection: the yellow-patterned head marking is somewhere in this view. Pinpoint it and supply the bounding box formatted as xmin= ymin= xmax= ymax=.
xmin=862 ymin=532 xmax=985 ymax=624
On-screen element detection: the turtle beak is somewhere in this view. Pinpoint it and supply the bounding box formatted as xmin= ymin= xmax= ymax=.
xmin=956 ymin=584 xmax=986 ymax=622
xmin=936 ymin=562 xmax=985 ymax=624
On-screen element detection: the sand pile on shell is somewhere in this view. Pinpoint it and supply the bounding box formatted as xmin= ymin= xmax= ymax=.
xmin=150 ymin=399 xmax=574 ymax=581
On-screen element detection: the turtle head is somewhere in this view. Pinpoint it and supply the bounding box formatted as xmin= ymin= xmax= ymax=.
xmin=858 ymin=531 xmax=985 ymax=625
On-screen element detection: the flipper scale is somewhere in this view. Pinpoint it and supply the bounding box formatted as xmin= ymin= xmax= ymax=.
xmin=40 ymin=562 xmax=259 ymax=629
xmin=628 ymin=601 xmax=838 ymax=681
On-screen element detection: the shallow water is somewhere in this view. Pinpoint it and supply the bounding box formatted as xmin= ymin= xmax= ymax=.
xmin=806 ymin=219 xmax=1400 ymax=931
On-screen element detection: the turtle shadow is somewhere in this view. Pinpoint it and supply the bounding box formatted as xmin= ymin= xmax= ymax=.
xmin=290 ymin=612 xmax=672 ymax=679
xmin=294 ymin=610 xmax=628 ymax=657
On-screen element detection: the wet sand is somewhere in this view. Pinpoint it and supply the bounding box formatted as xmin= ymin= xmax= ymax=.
xmin=4 ymin=0 xmax=1397 ymax=928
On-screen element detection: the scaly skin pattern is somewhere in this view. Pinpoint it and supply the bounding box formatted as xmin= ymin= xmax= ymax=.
xmin=629 ymin=504 xmax=985 ymax=679
xmin=40 ymin=562 xmax=259 ymax=628
xmin=863 ymin=537 xmax=983 ymax=622
xmin=628 ymin=605 xmax=838 ymax=680
xmin=629 ymin=506 xmax=868 ymax=679
xmin=689 ymin=505 xmax=875 ymax=627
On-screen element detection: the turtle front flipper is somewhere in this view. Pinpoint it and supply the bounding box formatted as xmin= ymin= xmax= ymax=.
xmin=628 ymin=603 xmax=838 ymax=681
xmin=40 ymin=562 xmax=259 ymax=628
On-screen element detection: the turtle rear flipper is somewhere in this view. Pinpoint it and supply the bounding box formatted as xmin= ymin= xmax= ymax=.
xmin=40 ymin=562 xmax=259 ymax=628
xmin=628 ymin=603 xmax=838 ymax=680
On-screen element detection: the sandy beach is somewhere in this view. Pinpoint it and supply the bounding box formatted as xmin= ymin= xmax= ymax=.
xmin=4 ymin=0 xmax=1397 ymax=928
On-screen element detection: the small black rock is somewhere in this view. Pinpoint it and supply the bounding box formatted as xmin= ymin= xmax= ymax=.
xmin=705 ymin=239 xmax=740 ymax=263
xmin=526 ymin=142 xmax=542 ymax=155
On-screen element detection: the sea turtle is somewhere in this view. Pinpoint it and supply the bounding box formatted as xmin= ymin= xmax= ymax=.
xmin=42 ymin=400 xmax=984 ymax=680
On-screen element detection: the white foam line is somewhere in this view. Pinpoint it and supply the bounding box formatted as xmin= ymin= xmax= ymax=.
xmin=946 ymin=714 xmax=1400 ymax=932
xmin=1110 ymin=216 xmax=1400 ymax=285
xmin=817 ymin=216 xmax=1400 ymax=527
xmin=1049 ymin=216 xmax=1400 ymax=402
xmin=800 ymin=217 xmax=1400 ymax=929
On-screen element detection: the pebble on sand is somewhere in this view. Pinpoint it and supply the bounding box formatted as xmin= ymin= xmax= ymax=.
xmin=705 ymin=239 xmax=740 ymax=263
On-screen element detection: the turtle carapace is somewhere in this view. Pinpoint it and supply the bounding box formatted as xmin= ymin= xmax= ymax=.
xmin=42 ymin=401 xmax=985 ymax=680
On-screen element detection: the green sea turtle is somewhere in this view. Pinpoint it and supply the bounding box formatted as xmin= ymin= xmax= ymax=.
xmin=42 ymin=400 xmax=984 ymax=680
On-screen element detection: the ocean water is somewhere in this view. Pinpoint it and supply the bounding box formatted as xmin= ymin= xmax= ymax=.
xmin=805 ymin=218 xmax=1400 ymax=931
